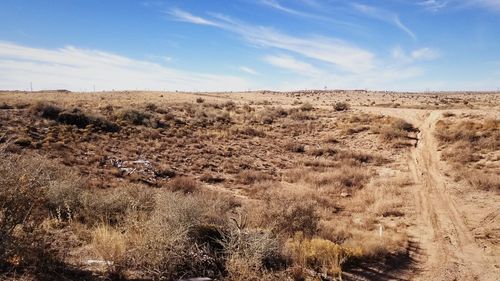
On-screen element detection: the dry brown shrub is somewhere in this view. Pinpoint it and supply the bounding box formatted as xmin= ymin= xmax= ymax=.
xmin=257 ymin=192 xmax=320 ymax=237
xmin=31 ymin=102 xmax=120 ymax=132
xmin=343 ymin=231 xmax=408 ymax=260
xmin=0 ymin=153 xmax=70 ymax=272
xmin=45 ymin=182 xmax=155 ymax=226
xmin=345 ymin=126 xmax=370 ymax=135
xmin=233 ymin=126 xmax=265 ymax=137
xmin=127 ymin=191 xmax=235 ymax=280
xmin=236 ymin=170 xmax=272 ymax=185
xmin=30 ymin=101 xmax=62 ymax=119
xmin=463 ymin=170 xmax=500 ymax=191
xmin=299 ymin=102 xmax=314 ymax=112
xmin=309 ymin=166 xmax=369 ymax=192
xmin=284 ymin=141 xmax=305 ymax=153
xmin=334 ymin=102 xmax=350 ymax=111
xmin=222 ymin=215 xmax=284 ymax=280
xmin=57 ymin=108 xmax=120 ymax=132
xmin=259 ymin=107 xmax=288 ymax=124
xmin=167 ymin=176 xmax=198 ymax=193
xmin=0 ymin=102 xmax=12 ymax=110
xmin=306 ymin=146 xmax=337 ymax=157
xmin=115 ymin=108 xmax=160 ymax=127
xmin=441 ymin=140 xmax=476 ymax=164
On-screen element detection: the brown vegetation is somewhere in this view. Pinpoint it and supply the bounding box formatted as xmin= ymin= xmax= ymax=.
xmin=435 ymin=116 xmax=499 ymax=191
xmin=3 ymin=90 xmax=492 ymax=280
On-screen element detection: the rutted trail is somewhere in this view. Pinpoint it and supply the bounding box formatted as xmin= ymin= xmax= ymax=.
xmin=407 ymin=111 xmax=497 ymax=280
xmin=358 ymin=107 xmax=498 ymax=280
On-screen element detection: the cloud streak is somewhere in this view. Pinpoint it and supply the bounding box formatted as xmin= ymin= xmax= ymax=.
xmin=419 ymin=0 xmax=500 ymax=12
xmin=239 ymin=66 xmax=259 ymax=75
xmin=353 ymin=3 xmax=416 ymax=40
xmin=169 ymin=9 xmax=375 ymax=73
xmin=168 ymin=8 xmax=220 ymax=26
xmin=258 ymin=0 xmax=359 ymax=28
xmin=392 ymin=46 xmax=441 ymax=62
xmin=264 ymin=54 xmax=322 ymax=76
xmin=0 ymin=41 xmax=249 ymax=91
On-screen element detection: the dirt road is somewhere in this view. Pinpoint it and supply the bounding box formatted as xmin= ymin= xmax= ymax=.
xmin=359 ymin=107 xmax=498 ymax=280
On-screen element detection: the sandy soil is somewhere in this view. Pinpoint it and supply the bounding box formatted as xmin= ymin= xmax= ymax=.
xmin=358 ymin=107 xmax=499 ymax=281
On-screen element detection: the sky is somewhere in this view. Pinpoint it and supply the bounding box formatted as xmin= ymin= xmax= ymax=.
xmin=0 ymin=0 xmax=499 ymax=92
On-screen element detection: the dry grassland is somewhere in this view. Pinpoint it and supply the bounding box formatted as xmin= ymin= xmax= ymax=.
xmin=0 ymin=90 xmax=498 ymax=281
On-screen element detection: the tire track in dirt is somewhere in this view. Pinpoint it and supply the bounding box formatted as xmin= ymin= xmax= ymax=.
xmin=408 ymin=111 xmax=496 ymax=281
xmin=357 ymin=107 xmax=497 ymax=280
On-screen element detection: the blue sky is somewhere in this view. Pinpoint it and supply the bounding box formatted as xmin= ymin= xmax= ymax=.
xmin=0 ymin=0 xmax=499 ymax=91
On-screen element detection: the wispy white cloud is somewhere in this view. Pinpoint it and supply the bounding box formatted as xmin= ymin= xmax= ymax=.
xmin=419 ymin=0 xmax=500 ymax=12
xmin=239 ymin=66 xmax=259 ymax=75
xmin=263 ymin=54 xmax=322 ymax=76
xmin=462 ymin=0 xmax=500 ymax=10
xmin=419 ymin=0 xmax=449 ymax=11
xmin=0 ymin=41 xmax=249 ymax=91
xmin=411 ymin=48 xmax=441 ymax=60
xmin=168 ymin=8 xmax=437 ymax=89
xmin=268 ymin=64 xmax=426 ymax=91
xmin=258 ymin=0 xmax=359 ymax=28
xmin=167 ymin=8 xmax=220 ymax=26
xmin=392 ymin=46 xmax=441 ymax=62
xmin=260 ymin=0 xmax=302 ymax=15
xmin=296 ymin=0 xmax=321 ymax=8
xmin=353 ymin=3 xmax=416 ymax=40
xmin=169 ymin=9 xmax=375 ymax=73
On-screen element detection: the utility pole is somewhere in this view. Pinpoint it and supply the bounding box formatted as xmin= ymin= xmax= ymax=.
xmin=93 ymin=84 xmax=96 ymax=92
xmin=30 ymin=82 xmax=33 ymax=92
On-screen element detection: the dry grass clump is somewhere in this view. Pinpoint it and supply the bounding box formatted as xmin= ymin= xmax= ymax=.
xmin=30 ymin=102 xmax=120 ymax=132
xmin=58 ymin=108 xmax=120 ymax=132
xmin=462 ymin=170 xmax=500 ymax=191
xmin=349 ymin=176 xmax=409 ymax=217
xmin=299 ymin=102 xmax=314 ymax=112
xmin=289 ymin=109 xmax=315 ymax=120
xmin=284 ymin=141 xmax=305 ymax=153
xmin=435 ymin=118 xmax=499 ymax=191
xmin=232 ymin=126 xmax=266 ymax=137
xmin=45 ymin=180 xmax=155 ymax=225
xmin=258 ymin=193 xmax=320 ymax=237
xmin=167 ymin=176 xmax=199 ymax=193
xmin=30 ymin=101 xmax=62 ymax=119
xmin=288 ymin=166 xmax=370 ymax=192
xmin=335 ymin=150 xmax=389 ymax=166
xmin=258 ymin=107 xmax=288 ymax=124
xmin=115 ymin=108 xmax=164 ymax=128
xmin=376 ymin=118 xmax=416 ymax=143
xmin=0 ymin=102 xmax=13 ymax=110
xmin=235 ymin=170 xmax=272 ymax=185
xmin=192 ymin=106 xmax=232 ymax=127
xmin=91 ymin=225 xmax=127 ymax=277
xmin=306 ymin=146 xmax=337 ymax=157
xmin=435 ymin=118 xmax=499 ymax=147
xmin=285 ymin=232 xmax=356 ymax=279
xmin=13 ymin=138 xmax=31 ymax=147
xmin=334 ymin=102 xmax=350 ymax=111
